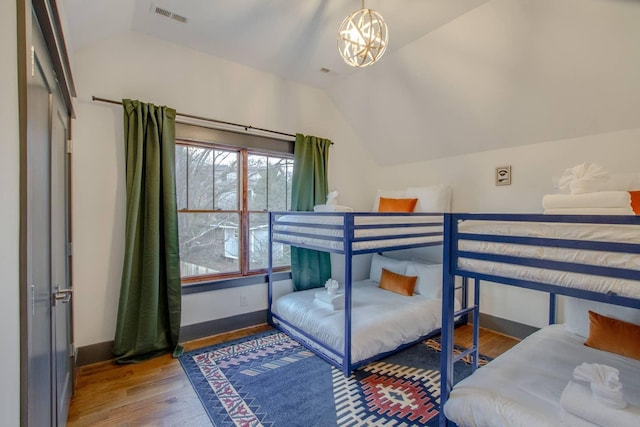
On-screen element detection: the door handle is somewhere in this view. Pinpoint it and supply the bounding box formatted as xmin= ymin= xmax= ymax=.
xmin=53 ymin=286 xmax=72 ymax=303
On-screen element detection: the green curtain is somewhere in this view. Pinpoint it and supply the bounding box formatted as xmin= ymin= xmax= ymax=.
xmin=290 ymin=133 xmax=332 ymax=291
xmin=113 ymin=99 xmax=182 ymax=363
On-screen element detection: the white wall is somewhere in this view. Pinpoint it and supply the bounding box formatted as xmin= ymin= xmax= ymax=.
xmin=329 ymin=0 xmax=640 ymax=166
xmin=374 ymin=129 xmax=640 ymax=327
xmin=71 ymin=32 xmax=376 ymax=347
xmin=0 ymin=0 xmax=21 ymax=424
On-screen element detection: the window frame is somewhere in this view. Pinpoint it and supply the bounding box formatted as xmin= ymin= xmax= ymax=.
xmin=176 ymin=137 xmax=293 ymax=286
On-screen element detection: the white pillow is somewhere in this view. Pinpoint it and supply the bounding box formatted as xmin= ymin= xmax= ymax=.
xmin=406 ymin=261 xmax=443 ymax=298
xmin=369 ymin=253 xmax=409 ymax=283
xmin=372 ymin=189 xmax=406 ymax=211
xmin=405 ymin=184 xmax=452 ymax=213
xmin=564 ymin=296 xmax=640 ymax=338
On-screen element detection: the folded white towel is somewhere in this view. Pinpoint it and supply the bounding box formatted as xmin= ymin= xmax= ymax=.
xmin=313 ymin=204 xmax=353 ymax=212
xmin=325 ymin=190 xmax=340 ymax=206
xmin=544 ymin=207 xmax=635 ymax=215
xmin=542 ymin=191 xmax=632 ymax=210
xmin=557 ymin=163 xmax=609 ymax=195
xmin=561 ymin=410 xmax=598 ymax=427
xmin=555 ymin=164 xmax=640 ymax=195
xmin=573 ymin=363 xmax=626 ymax=409
xmin=314 ymin=292 xmax=344 ymax=310
xmin=560 ymin=381 xmax=640 ymax=427
xmin=324 ymin=279 xmax=340 ymax=295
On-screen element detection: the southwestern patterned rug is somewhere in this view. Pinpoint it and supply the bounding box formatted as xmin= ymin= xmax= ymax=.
xmin=179 ymin=330 xmax=489 ymax=426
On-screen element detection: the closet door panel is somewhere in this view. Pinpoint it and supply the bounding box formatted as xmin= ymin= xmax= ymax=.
xmin=27 ymin=36 xmax=53 ymax=426
xmin=52 ymin=93 xmax=72 ymax=425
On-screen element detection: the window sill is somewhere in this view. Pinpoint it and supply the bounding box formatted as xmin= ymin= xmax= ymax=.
xmin=181 ymin=271 xmax=292 ymax=295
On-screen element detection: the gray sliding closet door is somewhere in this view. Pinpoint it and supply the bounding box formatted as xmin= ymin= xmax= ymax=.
xmin=26 ymin=15 xmax=54 ymax=425
xmin=51 ymin=87 xmax=73 ymax=426
xmin=24 ymin=10 xmax=74 ymax=426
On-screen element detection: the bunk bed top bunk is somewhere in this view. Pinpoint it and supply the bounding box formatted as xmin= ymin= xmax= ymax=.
xmin=440 ymin=213 xmax=640 ymax=427
xmin=452 ymin=214 xmax=640 ymax=301
xmin=270 ymin=211 xmax=445 ymax=255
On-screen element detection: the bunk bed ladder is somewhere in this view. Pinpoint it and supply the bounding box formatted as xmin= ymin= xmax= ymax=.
xmin=441 ymin=214 xmax=481 ymax=426
xmin=451 ymin=278 xmax=481 ymax=369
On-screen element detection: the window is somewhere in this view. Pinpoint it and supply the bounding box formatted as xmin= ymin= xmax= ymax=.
xmin=175 ymin=140 xmax=293 ymax=284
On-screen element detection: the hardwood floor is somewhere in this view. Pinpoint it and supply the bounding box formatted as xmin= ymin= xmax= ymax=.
xmin=67 ymin=324 xmax=518 ymax=427
xmin=453 ymin=324 xmax=520 ymax=359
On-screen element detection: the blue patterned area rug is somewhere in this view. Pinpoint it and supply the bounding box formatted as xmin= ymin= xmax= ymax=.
xmin=179 ymin=330 xmax=489 ymax=426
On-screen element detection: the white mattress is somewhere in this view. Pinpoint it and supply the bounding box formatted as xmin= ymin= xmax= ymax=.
xmin=273 ymin=213 xmax=443 ymax=252
xmin=444 ymin=324 xmax=640 ymax=427
xmin=457 ymin=220 xmax=640 ymax=299
xmin=271 ymin=279 xmax=446 ymax=364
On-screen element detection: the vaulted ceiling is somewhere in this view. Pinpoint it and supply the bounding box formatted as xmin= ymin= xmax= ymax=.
xmin=61 ymin=0 xmax=640 ymax=165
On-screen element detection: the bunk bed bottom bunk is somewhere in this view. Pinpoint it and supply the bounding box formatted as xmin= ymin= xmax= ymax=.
xmin=443 ymin=324 xmax=640 ymax=427
xmin=271 ymin=279 xmax=460 ymax=366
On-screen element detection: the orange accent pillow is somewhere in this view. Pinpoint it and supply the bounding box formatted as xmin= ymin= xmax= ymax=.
xmin=378 ymin=197 xmax=418 ymax=213
xmin=584 ymin=310 xmax=640 ymax=360
xmin=378 ymin=268 xmax=417 ymax=296
xmin=629 ymin=191 xmax=640 ymax=214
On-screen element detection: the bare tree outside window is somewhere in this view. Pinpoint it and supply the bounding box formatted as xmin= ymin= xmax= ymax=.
xmin=247 ymin=154 xmax=293 ymax=270
xmin=176 ymin=142 xmax=291 ymax=283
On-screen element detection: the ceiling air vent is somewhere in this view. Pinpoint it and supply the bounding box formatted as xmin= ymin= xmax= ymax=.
xmin=152 ymin=4 xmax=188 ymax=24
xmin=154 ymin=6 xmax=172 ymax=18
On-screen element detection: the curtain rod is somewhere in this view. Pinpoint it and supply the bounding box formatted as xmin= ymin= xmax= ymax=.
xmin=91 ymin=96 xmax=296 ymax=139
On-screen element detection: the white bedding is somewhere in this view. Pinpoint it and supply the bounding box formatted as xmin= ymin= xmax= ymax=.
xmin=458 ymin=220 xmax=640 ymax=245
xmin=273 ymin=213 xmax=443 ymax=252
xmin=271 ymin=279 xmax=446 ymax=364
xmin=444 ymin=324 xmax=640 ymax=427
xmin=457 ymin=220 xmax=640 ymax=298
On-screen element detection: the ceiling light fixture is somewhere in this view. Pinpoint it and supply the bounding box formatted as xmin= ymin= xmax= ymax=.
xmin=337 ymin=0 xmax=389 ymax=68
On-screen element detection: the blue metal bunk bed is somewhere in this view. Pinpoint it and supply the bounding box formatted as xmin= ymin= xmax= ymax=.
xmin=267 ymin=211 xmax=454 ymax=376
xmin=439 ymin=213 xmax=640 ymax=426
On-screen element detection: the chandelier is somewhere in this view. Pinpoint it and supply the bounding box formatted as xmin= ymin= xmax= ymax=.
xmin=337 ymin=0 xmax=389 ymax=68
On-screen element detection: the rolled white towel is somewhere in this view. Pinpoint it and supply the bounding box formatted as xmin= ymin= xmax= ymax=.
xmin=556 ymin=168 xmax=640 ymax=194
xmin=560 ymin=381 xmax=640 ymax=427
xmin=542 ymin=192 xmax=632 ymax=210
xmin=557 ymin=163 xmax=609 ymax=195
xmin=573 ymin=363 xmax=626 ymax=409
xmin=325 ymin=190 xmax=341 ymax=207
xmin=314 ymin=292 xmax=344 ymax=310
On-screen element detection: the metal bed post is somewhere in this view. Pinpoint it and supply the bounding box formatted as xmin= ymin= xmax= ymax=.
xmin=343 ymin=213 xmax=354 ymax=376
xmin=439 ymin=213 xmax=455 ymax=427
xmin=549 ymin=293 xmax=557 ymax=325
xmin=267 ymin=212 xmax=274 ymax=325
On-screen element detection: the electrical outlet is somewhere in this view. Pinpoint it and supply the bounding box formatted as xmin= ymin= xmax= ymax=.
xmin=240 ymin=295 xmax=248 ymax=307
